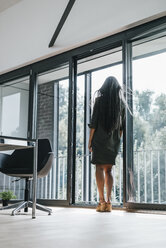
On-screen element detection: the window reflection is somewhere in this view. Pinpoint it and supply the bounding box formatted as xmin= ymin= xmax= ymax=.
xmin=0 ymin=77 xmax=29 ymax=138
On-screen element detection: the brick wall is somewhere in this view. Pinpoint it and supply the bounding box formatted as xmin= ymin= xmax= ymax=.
xmin=37 ymin=82 xmax=54 ymax=148
xmin=37 ymin=82 xmax=55 ymax=199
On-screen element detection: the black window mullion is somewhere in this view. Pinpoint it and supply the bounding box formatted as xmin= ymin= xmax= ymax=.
xmin=54 ymin=82 xmax=59 ymax=199
xmin=67 ymin=57 xmax=77 ymax=205
xmin=122 ymin=40 xmax=134 ymax=205
xmin=83 ymin=75 xmax=87 ymax=202
xmin=28 ymin=70 xmax=37 ymax=140
xmin=84 ymin=72 xmax=92 ymax=202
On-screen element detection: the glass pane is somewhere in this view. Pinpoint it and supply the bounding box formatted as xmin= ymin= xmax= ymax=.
xmin=77 ymin=47 xmax=122 ymax=74
xmin=91 ymin=65 xmax=123 ymax=205
xmin=57 ymin=79 xmax=69 ymax=199
xmin=0 ymin=77 xmax=29 ymax=138
xmin=91 ymin=64 xmax=122 ymax=98
xmin=37 ymin=64 xmax=69 ymax=200
xmin=75 ymin=47 xmax=123 ymax=205
xmin=131 ymin=35 xmax=166 ymax=204
xmin=75 ymin=75 xmax=85 ymax=202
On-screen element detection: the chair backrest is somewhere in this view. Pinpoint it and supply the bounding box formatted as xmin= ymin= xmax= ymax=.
xmin=37 ymin=139 xmax=52 ymax=170
xmin=2 ymin=139 xmax=53 ymax=172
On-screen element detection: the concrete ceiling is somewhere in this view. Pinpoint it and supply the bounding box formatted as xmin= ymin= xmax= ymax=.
xmin=0 ymin=0 xmax=166 ymax=74
xmin=0 ymin=0 xmax=22 ymax=13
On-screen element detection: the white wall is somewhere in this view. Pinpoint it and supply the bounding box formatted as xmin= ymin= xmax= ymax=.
xmin=0 ymin=0 xmax=166 ymax=74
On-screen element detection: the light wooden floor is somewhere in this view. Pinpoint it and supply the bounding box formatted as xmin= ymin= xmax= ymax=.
xmin=0 ymin=206 xmax=166 ymax=248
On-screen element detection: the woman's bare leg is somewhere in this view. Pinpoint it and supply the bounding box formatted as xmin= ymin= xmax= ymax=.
xmin=103 ymin=164 xmax=113 ymax=203
xmin=96 ymin=165 xmax=105 ymax=203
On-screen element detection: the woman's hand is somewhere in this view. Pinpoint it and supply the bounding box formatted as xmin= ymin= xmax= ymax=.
xmin=88 ymin=140 xmax=92 ymax=152
xmin=88 ymin=128 xmax=95 ymax=153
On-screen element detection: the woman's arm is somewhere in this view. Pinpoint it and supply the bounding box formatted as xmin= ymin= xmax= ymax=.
xmin=88 ymin=128 xmax=95 ymax=152
xmin=88 ymin=98 xmax=99 ymax=152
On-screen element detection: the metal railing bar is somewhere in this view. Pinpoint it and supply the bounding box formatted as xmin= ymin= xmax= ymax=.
xmin=144 ymin=151 xmax=147 ymax=203
xmin=113 ymin=166 xmax=116 ymax=202
xmin=62 ymin=157 xmax=65 ymax=199
xmin=165 ymin=151 xmax=166 ymax=196
xmin=119 ymin=155 xmax=122 ymax=203
xmin=48 ymin=168 xmax=52 ymax=199
xmin=158 ymin=151 xmax=161 ymax=204
xmin=58 ymin=158 xmax=61 ymax=199
xmin=81 ymin=156 xmax=84 ymax=202
xmin=137 ymin=152 xmax=140 ymax=203
xmin=151 ymin=151 xmax=154 ymax=203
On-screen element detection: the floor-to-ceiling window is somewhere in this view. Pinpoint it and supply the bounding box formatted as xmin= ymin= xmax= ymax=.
xmin=126 ymin=30 xmax=166 ymax=207
xmin=37 ymin=64 xmax=69 ymax=201
xmin=75 ymin=47 xmax=123 ymax=205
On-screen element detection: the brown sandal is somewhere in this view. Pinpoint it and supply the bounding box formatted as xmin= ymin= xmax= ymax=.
xmin=96 ymin=202 xmax=106 ymax=212
xmin=105 ymin=202 xmax=112 ymax=212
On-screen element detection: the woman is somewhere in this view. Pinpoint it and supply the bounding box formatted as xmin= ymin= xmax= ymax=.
xmin=88 ymin=76 xmax=125 ymax=212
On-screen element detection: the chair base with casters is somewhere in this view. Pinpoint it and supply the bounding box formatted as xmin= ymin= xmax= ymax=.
xmin=0 ymin=200 xmax=52 ymax=216
xmin=0 ymin=178 xmax=52 ymax=216
xmin=0 ymin=139 xmax=54 ymax=216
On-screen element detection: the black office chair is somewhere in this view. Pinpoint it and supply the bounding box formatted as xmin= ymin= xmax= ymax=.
xmin=0 ymin=139 xmax=54 ymax=216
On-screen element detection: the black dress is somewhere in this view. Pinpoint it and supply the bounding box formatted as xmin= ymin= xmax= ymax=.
xmin=89 ymin=97 xmax=125 ymax=165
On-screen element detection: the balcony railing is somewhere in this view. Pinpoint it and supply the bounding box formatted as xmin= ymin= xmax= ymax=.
xmin=75 ymin=153 xmax=123 ymax=205
xmin=0 ymin=149 xmax=166 ymax=205
xmin=133 ymin=149 xmax=166 ymax=204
